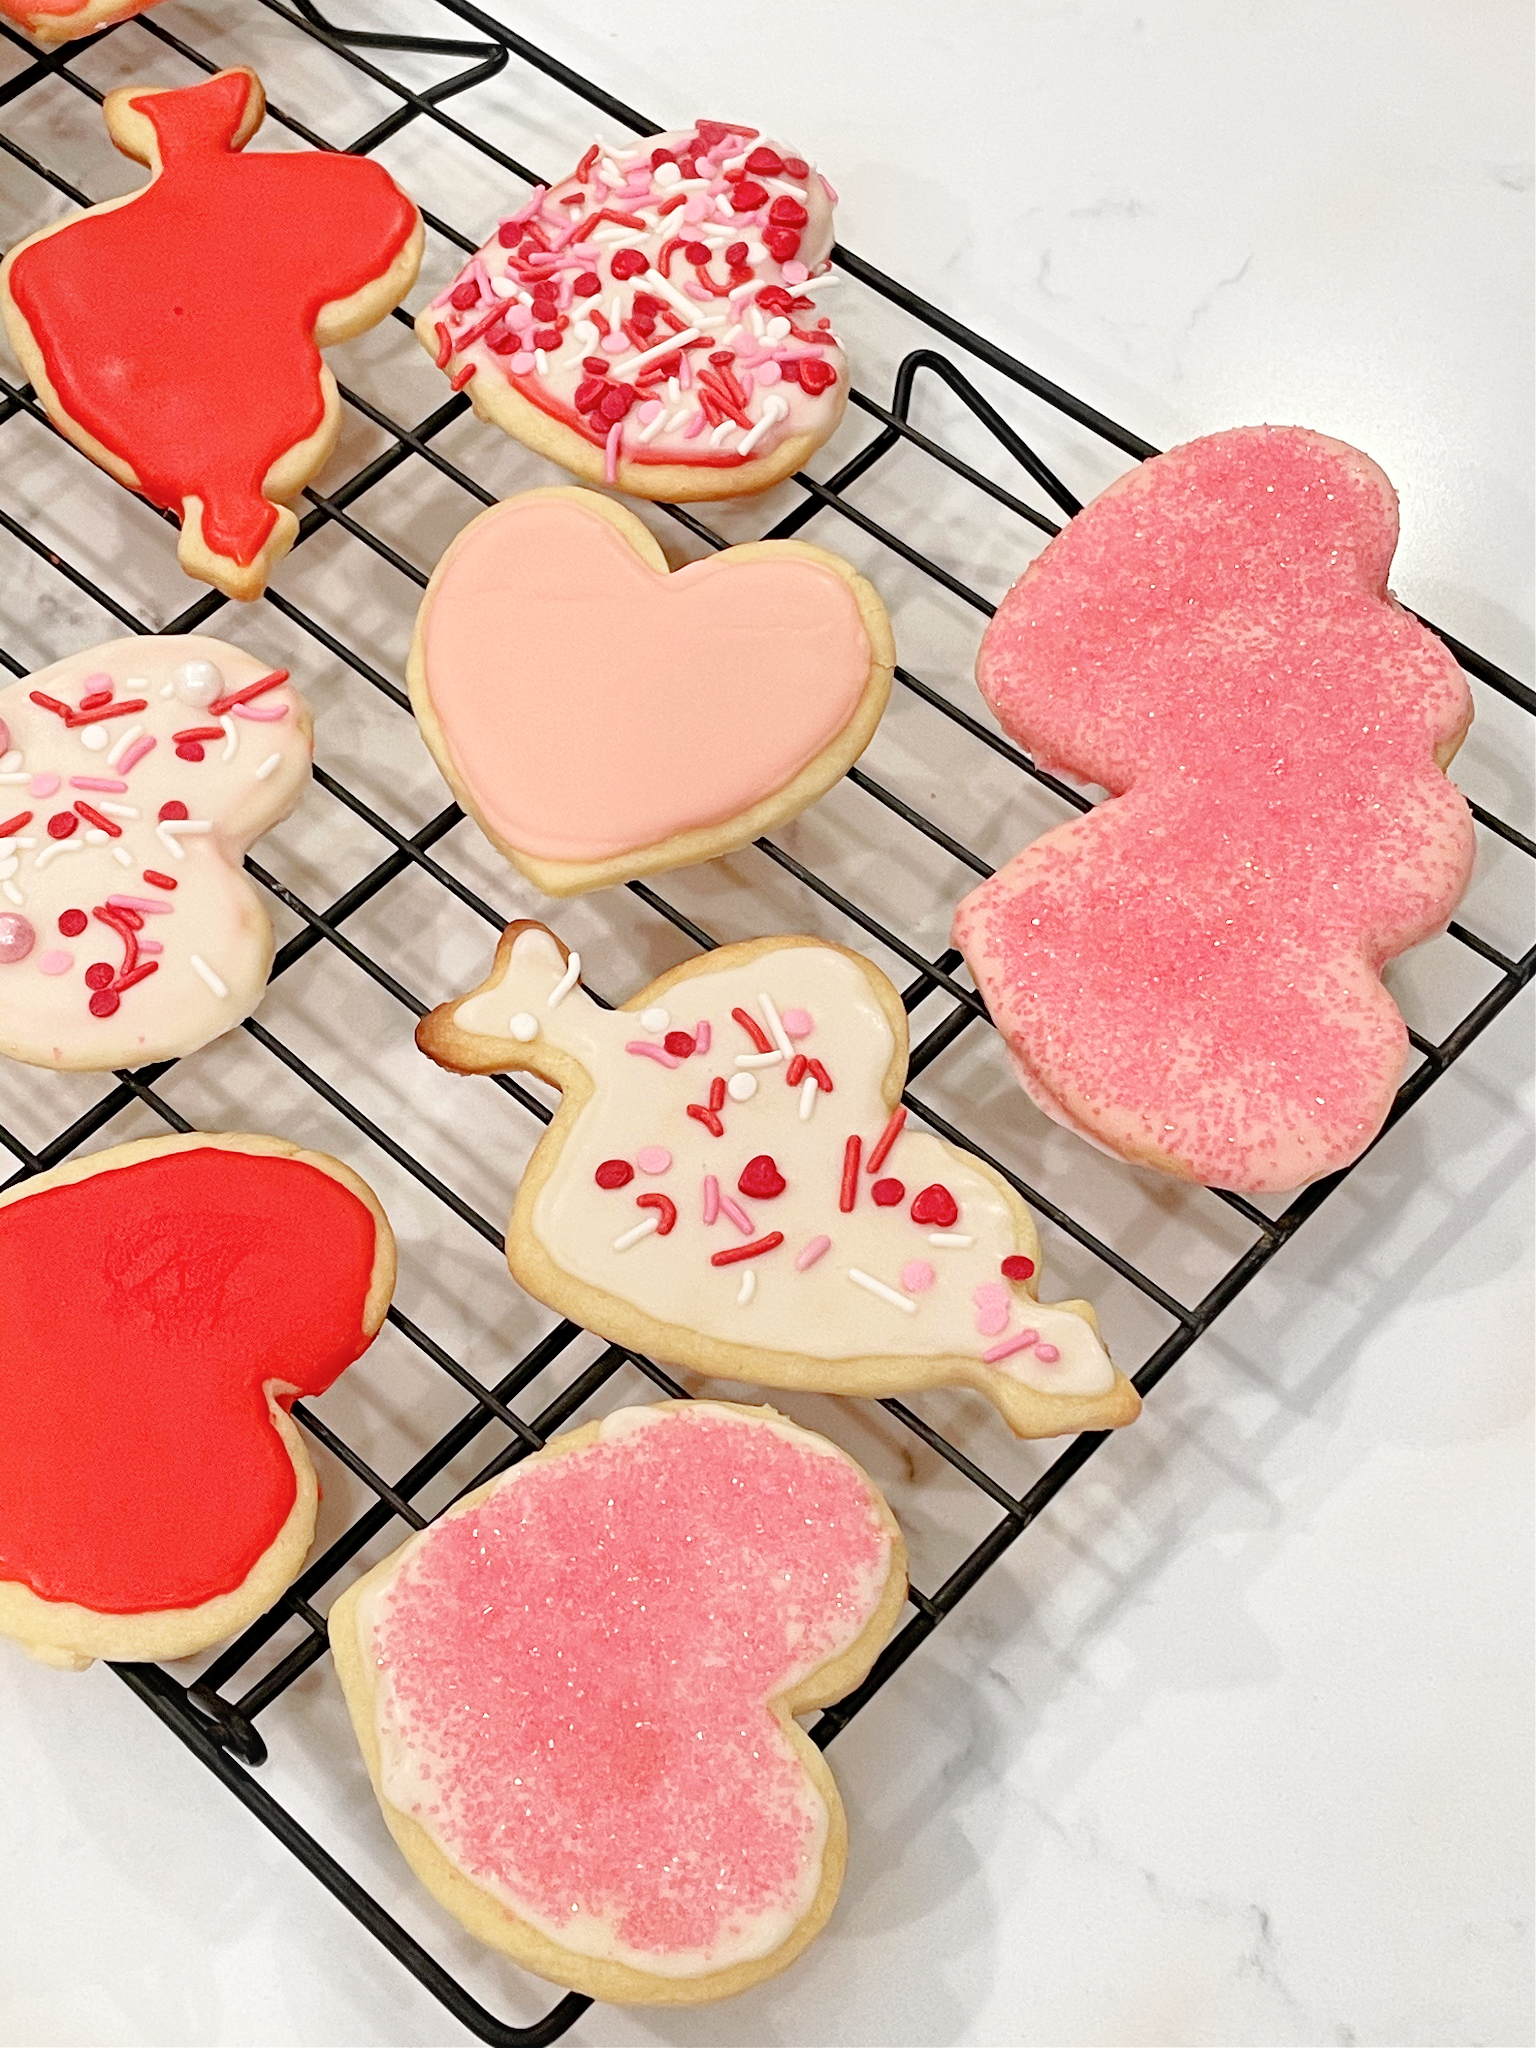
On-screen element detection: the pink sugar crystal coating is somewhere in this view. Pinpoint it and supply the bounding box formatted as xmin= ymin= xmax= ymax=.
xmin=370 ymin=1406 xmax=891 ymax=1966
xmin=955 ymin=426 xmax=1475 ymax=1193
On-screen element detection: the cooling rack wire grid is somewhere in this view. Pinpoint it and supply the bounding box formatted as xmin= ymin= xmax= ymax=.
xmin=1 ymin=5 xmax=1531 ymax=2043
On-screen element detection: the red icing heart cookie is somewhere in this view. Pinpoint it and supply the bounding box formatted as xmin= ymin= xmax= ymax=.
xmin=954 ymin=426 xmax=1475 ymax=1193
xmin=330 ymin=1401 xmax=907 ymax=2002
xmin=0 ymin=69 xmax=422 ymax=601
xmin=0 ymin=0 xmax=155 ymax=43
xmin=0 ymin=1134 xmax=395 ymax=1670
xmin=408 ymin=488 xmax=894 ymax=895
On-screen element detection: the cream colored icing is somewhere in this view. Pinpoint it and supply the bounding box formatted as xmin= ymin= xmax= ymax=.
xmin=0 ymin=636 xmax=311 ymax=1069
xmin=452 ymin=928 xmax=1114 ymax=1395
xmin=420 ymin=496 xmax=871 ymax=863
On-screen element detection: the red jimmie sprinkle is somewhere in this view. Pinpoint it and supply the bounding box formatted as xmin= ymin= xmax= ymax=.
xmin=785 ymin=1053 xmax=808 ymax=1088
xmin=707 ymin=1076 xmax=727 ymax=1113
xmin=142 ymin=870 xmax=178 ymax=890
xmin=65 ymin=698 xmax=146 ymax=729
xmin=839 ymin=1134 xmax=861 ymax=1213
xmin=731 ymin=1006 xmax=772 ymax=1053
xmin=709 ymin=1231 xmax=784 ymax=1268
xmin=808 ymin=1058 xmax=834 ymax=1093
xmin=0 ymin=811 xmax=34 ymax=838
xmin=865 ymin=1105 xmax=907 ymax=1176
xmin=685 ymin=1103 xmax=724 ymax=1137
xmin=29 ymin=691 xmax=69 ymax=717
xmin=72 ymin=801 xmax=121 ymax=838
xmin=635 ymin=1192 xmax=677 ymax=1235
xmin=172 ymin=726 xmax=226 ymax=743
xmin=207 ymin=669 xmax=289 ymax=718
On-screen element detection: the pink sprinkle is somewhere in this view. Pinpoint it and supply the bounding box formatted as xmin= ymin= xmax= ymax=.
xmin=682 ymin=406 xmax=709 ymax=439
xmin=1034 ymin=1343 xmax=1060 ymax=1363
xmin=975 ymin=1305 xmax=1009 ymax=1337
xmin=795 ymin=1234 xmax=832 ymax=1272
xmin=973 ymin=1282 xmax=1009 ymax=1310
xmin=719 ymin=1195 xmax=754 ymax=1236
xmin=625 ymin=1040 xmax=679 ymax=1068
xmin=901 ymin=1260 xmax=936 ymax=1294
xmin=116 ymin=736 xmax=155 ymax=773
xmin=782 ymin=260 xmax=810 ymax=285
xmin=703 ymin=1173 xmax=720 ymax=1226
xmin=137 ymin=938 xmax=164 ymax=955
xmin=509 ymin=351 xmax=536 ymax=374
xmin=28 ymin=773 xmax=59 ymax=798
xmin=755 ymin=361 xmax=783 ymax=386
xmin=108 ymin=894 xmax=173 ymax=914
xmin=782 ymin=1008 xmax=813 ymax=1039
xmin=36 ymin=949 xmax=73 ymax=975
xmin=637 ymin=1146 xmax=672 ymax=1175
xmin=600 ymin=332 xmax=629 ymax=355
xmin=683 ymin=195 xmax=708 ymax=223
xmin=982 ymin=1331 xmax=1038 ymax=1365
xmin=683 ymin=281 xmax=712 ymax=303
xmin=694 ymin=1020 xmax=712 ymax=1053
xmin=69 ymin=776 xmax=129 ymax=792
xmin=78 ymin=671 xmax=112 ymax=697
xmin=232 ymin=702 xmax=289 ymax=722
xmin=604 ymin=418 xmax=623 ymax=484
xmin=638 ymin=399 xmax=663 ymax=423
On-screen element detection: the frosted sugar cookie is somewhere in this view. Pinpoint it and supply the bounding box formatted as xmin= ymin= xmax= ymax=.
xmin=330 ymin=1400 xmax=906 ymax=2002
xmin=0 ymin=0 xmax=156 ymax=42
xmin=419 ymin=120 xmax=846 ymax=499
xmin=0 ymin=1133 xmax=394 ymax=1670
xmin=409 ymin=488 xmax=893 ymax=894
xmin=416 ymin=921 xmax=1139 ymax=1441
xmin=0 ymin=69 xmax=422 ymax=600
xmin=0 ymin=636 xmax=312 ymax=1071
xmin=955 ymin=426 xmax=1475 ymax=1193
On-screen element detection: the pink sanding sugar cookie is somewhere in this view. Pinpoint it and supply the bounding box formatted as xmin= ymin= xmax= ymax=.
xmin=328 ymin=1401 xmax=906 ymax=2004
xmin=954 ymin=426 xmax=1474 ymax=1193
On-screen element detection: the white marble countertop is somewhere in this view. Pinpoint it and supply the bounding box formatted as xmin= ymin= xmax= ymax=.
xmin=0 ymin=4 xmax=1530 ymax=2045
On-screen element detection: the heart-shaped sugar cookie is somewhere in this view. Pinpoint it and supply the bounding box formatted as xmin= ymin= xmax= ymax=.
xmin=408 ymin=488 xmax=893 ymax=895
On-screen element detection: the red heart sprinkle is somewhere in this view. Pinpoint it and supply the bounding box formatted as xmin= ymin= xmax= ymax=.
xmin=609 ymin=248 xmax=648 ymax=280
xmin=797 ymin=359 xmax=837 ymax=397
xmin=1001 ymin=1254 xmax=1036 ymax=1282
xmin=724 ymin=241 xmax=749 ymax=266
xmin=782 ymin=156 xmax=810 ymax=180
xmin=594 ymin=1159 xmax=634 ymax=1190
xmin=663 ymin=1030 xmax=696 ymax=1059
xmin=683 ymin=240 xmax=712 ymax=266
xmin=745 ymin=147 xmax=784 ymax=177
xmin=572 ymin=272 xmax=602 ymax=297
xmin=763 ymin=226 xmax=801 ymax=264
xmin=769 ymin=196 xmax=808 ymax=228
xmin=731 ymin=181 xmax=769 ymax=213
xmin=737 ymin=1154 xmax=786 ymax=1200
xmin=871 ymin=1178 xmax=906 ymax=1208
xmin=175 ymin=741 xmax=205 ymax=762
xmin=909 ymin=1183 xmax=959 ymax=1228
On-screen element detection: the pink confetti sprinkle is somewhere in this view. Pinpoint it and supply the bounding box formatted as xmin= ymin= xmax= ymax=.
xmin=795 ymin=1234 xmax=832 ymax=1272
xmin=975 ymin=1305 xmax=1009 ymax=1337
xmin=636 ymin=1146 xmax=672 ymax=1175
xmin=782 ymin=1008 xmax=813 ymax=1040
xmin=1034 ymin=1343 xmax=1060 ymax=1363
xmin=702 ymin=1173 xmax=720 ymax=1226
xmin=69 ymin=776 xmax=129 ymax=792
xmin=973 ymin=1282 xmax=1009 ymax=1310
xmin=900 ymin=1260 xmax=936 ymax=1294
xmin=755 ymin=361 xmax=783 ymax=386
xmin=28 ymin=773 xmax=59 ymax=798
xmin=77 ymin=671 xmax=113 ymax=696
xmin=782 ymin=260 xmax=810 ymax=284
xmin=509 ymin=351 xmax=536 ymax=374
xmin=682 ymin=406 xmax=709 ymax=439
xmin=637 ymin=399 xmax=663 ymax=423
xmin=719 ymin=1195 xmax=754 ymax=1236
xmin=36 ymin=949 xmax=72 ymax=975
xmin=694 ymin=1019 xmax=712 ymax=1053
xmin=624 ymin=1040 xmax=679 ymax=1068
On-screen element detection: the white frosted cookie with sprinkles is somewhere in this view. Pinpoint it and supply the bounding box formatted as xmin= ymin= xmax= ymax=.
xmin=0 ymin=637 xmax=311 ymax=1071
xmin=416 ymin=921 xmax=1141 ymax=1441
xmin=418 ymin=120 xmax=847 ymax=500
xmin=330 ymin=1399 xmax=907 ymax=2003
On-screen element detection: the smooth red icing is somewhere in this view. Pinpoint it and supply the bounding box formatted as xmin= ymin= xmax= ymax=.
xmin=955 ymin=426 xmax=1475 ymax=1191
xmin=0 ymin=1146 xmax=379 ymax=1613
xmin=7 ymin=72 xmax=418 ymax=566
xmin=370 ymin=1406 xmax=890 ymax=1963
xmin=421 ymin=495 xmax=871 ymax=863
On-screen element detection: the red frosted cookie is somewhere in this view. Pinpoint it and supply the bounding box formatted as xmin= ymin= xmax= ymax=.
xmin=409 ymin=488 xmax=893 ymax=894
xmin=0 ymin=0 xmax=155 ymax=42
xmin=330 ymin=1400 xmax=906 ymax=2003
xmin=419 ymin=121 xmax=847 ymax=500
xmin=0 ymin=69 xmax=423 ymax=601
xmin=954 ymin=426 xmax=1475 ymax=1193
xmin=0 ymin=1133 xmax=395 ymax=1670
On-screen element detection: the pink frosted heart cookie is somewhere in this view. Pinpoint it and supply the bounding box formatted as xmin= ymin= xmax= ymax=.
xmin=414 ymin=920 xmax=1140 ymax=1441
xmin=408 ymin=488 xmax=893 ymax=895
xmin=954 ymin=426 xmax=1475 ymax=1193
xmin=0 ymin=636 xmax=312 ymax=1071
xmin=329 ymin=1400 xmax=907 ymax=2003
xmin=418 ymin=121 xmax=847 ymax=500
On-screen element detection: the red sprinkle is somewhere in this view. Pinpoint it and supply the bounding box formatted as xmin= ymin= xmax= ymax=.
xmin=64 ymin=698 xmax=147 ymax=729
xmin=707 ymin=1075 xmax=727 ymax=1113
xmin=782 ymin=157 xmax=810 ymax=179
xmin=709 ymin=1232 xmax=784 ymax=1268
xmin=738 ymin=1155 xmax=786 ymax=1200
xmin=46 ymin=811 xmax=78 ymax=840
xmin=575 ymin=142 xmax=601 ymax=181
xmin=797 ymin=358 xmax=838 ymax=397
xmin=635 ymin=1192 xmax=677 ymax=1236
xmin=769 ymin=196 xmax=809 ymax=228
xmin=434 ymin=321 xmax=453 ymax=369
xmin=866 ymin=1106 xmax=907 ymax=1175
xmin=763 ymin=226 xmax=802 ymax=264
xmin=57 ymin=908 xmax=87 ymax=937
xmin=207 ymin=669 xmax=289 ymax=718
xmin=175 ymin=742 xmax=205 ymax=762
xmin=157 ymin=801 xmax=188 ymax=822
xmin=745 ymin=147 xmax=784 ymax=177
xmin=731 ymin=1006 xmax=772 ymax=1053
xmin=574 ymin=376 xmax=609 ymax=414
xmin=683 ymin=240 xmax=712 ymax=266
xmin=663 ymin=1030 xmax=696 ymax=1059
xmin=172 ymin=726 xmax=225 ymax=743
xmin=871 ymin=1178 xmax=906 ymax=1208
xmin=582 ymin=355 xmax=610 ymax=375
xmin=87 ymin=988 xmax=120 ymax=1018
xmin=84 ymin=961 xmax=114 ymax=990
xmin=1001 ymin=1254 xmax=1037 ymax=1283
xmin=72 ymin=801 xmax=120 ymax=837
xmin=449 ymin=363 xmax=477 ymax=393
xmin=731 ymin=181 xmax=768 ymax=213
xmin=28 ymin=692 xmax=69 ymax=717
xmin=594 ymin=1159 xmax=634 ymax=1190
xmin=786 ymin=1053 xmax=809 ymax=1088
xmin=115 ymin=960 xmax=159 ymax=993
xmin=450 ymin=279 xmax=479 ymax=310
xmin=685 ymin=1103 xmax=725 ymax=1137
xmin=77 ymin=688 xmax=113 ymax=711
xmin=808 ymin=1058 xmax=834 ymax=1093
xmin=910 ymin=1183 xmax=959 ymax=1229
xmin=724 ymin=241 xmax=749 ymax=266
xmin=0 ymin=811 xmax=34 ymax=838
xmin=610 ymin=248 xmax=648 ymax=281
xmin=142 ymin=870 xmax=177 ymax=891
xmin=572 ymin=271 xmax=602 ymax=297
xmin=839 ymin=1134 xmax=861 ymax=1213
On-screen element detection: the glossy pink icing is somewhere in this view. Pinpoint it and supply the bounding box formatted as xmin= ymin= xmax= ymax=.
xmin=954 ymin=426 xmax=1475 ymax=1192
xmin=366 ymin=1404 xmax=891 ymax=1970
xmin=420 ymin=495 xmax=871 ymax=862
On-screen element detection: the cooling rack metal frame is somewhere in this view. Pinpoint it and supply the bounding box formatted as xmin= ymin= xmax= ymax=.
xmin=1 ymin=5 xmax=1532 ymax=2044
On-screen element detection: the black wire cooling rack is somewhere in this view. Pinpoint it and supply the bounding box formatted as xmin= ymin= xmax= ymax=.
xmin=1 ymin=6 xmax=1533 ymax=2043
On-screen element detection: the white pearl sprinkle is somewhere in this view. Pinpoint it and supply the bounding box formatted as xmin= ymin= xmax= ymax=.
xmin=639 ymin=1005 xmax=670 ymax=1031
xmin=78 ymin=725 xmax=109 ymax=751
xmin=508 ymin=1011 xmax=539 ymax=1042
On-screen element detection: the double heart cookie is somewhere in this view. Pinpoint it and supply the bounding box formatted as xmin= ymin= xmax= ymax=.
xmin=331 ymin=1400 xmax=906 ymax=2003
xmin=954 ymin=426 xmax=1476 ymax=1192
xmin=0 ymin=68 xmax=422 ymax=601
xmin=0 ymin=1133 xmax=394 ymax=1670
xmin=408 ymin=488 xmax=894 ymax=895
xmin=0 ymin=636 xmax=312 ymax=1072
xmin=416 ymin=920 xmax=1139 ymax=1441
